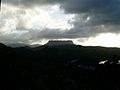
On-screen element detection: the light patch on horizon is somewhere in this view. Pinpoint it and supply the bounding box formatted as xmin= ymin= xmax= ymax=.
xmin=78 ymin=33 xmax=120 ymax=48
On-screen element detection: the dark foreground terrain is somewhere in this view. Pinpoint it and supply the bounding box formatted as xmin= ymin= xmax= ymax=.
xmin=0 ymin=43 xmax=120 ymax=90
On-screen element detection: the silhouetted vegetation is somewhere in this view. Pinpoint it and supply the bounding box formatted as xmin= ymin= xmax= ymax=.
xmin=0 ymin=43 xmax=120 ymax=89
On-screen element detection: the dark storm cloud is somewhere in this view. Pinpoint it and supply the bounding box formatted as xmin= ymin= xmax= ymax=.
xmin=61 ymin=0 xmax=120 ymax=25
xmin=60 ymin=0 xmax=120 ymax=37
xmin=62 ymin=0 xmax=119 ymax=13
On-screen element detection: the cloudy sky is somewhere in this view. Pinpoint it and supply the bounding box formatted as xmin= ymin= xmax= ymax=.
xmin=1 ymin=0 xmax=120 ymax=47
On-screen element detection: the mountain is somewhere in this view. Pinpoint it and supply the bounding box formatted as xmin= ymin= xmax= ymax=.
xmin=45 ymin=40 xmax=74 ymax=46
xmin=7 ymin=43 xmax=29 ymax=48
xmin=0 ymin=42 xmax=120 ymax=65
xmin=7 ymin=43 xmax=42 ymax=48
xmin=0 ymin=43 xmax=7 ymax=48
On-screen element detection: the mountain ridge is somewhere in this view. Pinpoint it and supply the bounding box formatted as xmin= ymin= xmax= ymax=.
xmin=0 ymin=42 xmax=120 ymax=65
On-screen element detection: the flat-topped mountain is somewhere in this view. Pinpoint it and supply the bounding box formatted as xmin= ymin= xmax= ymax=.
xmin=45 ymin=40 xmax=74 ymax=46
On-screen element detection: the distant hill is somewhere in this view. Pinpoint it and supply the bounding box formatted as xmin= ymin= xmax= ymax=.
xmin=7 ymin=43 xmax=42 ymax=48
xmin=7 ymin=43 xmax=29 ymax=48
xmin=0 ymin=43 xmax=7 ymax=48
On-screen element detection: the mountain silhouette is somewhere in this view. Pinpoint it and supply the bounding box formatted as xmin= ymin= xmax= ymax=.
xmin=0 ymin=43 xmax=7 ymax=48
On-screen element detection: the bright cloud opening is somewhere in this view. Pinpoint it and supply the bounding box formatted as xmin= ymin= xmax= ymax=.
xmin=79 ymin=33 xmax=120 ymax=48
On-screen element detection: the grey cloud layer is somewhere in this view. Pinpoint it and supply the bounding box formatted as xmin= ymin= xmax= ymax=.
xmin=3 ymin=0 xmax=63 ymax=6
xmin=63 ymin=0 xmax=120 ymax=25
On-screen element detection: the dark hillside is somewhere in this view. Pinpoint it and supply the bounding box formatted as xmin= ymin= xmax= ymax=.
xmin=0 ymin=43 xmax=120 ymax=89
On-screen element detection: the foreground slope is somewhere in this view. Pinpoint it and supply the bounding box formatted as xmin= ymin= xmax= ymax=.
xmin=0 ymin=43 xmax=120 ymax=89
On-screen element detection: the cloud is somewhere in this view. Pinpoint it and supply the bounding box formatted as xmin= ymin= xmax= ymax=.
xmin=60 ymin=0 xmax=120 ymax=38
xmin=2 ymin=0 xmax=63 ymax=7
xmin=61 ymin=0 xmax=120 ymax=25
xmin=0 ymin=4 xmax=74 ymax=44
xmin=62 ymin=0 xmax=119 ymax=13
xmin=3 ymin=0 xmax=120 ymax=26
xmin=2 ymin=0 xmax=120 ymax=46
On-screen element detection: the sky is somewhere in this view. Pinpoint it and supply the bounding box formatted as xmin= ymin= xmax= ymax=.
xmin=1 ymin=0 xmax=120 ymax=47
